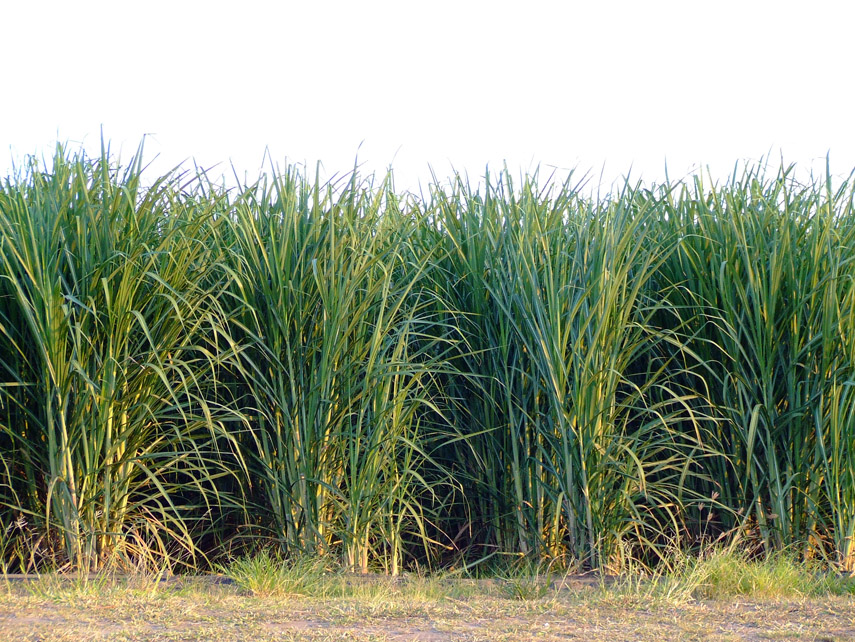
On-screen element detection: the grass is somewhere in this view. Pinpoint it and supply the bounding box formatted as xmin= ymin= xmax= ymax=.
xmin=1 ymin=556 xmax=854 ymax=641
xmin=215 ymin=550 xmax=331 ymax=597
xmin=689 ymin=549 xmax=853 ymax=599
xmin=214 ymin=548 xmax=855 ymax=604
xmin=600 ymin=547 xmax=854 ymax=609
xmin=2 ymin=141 xmax=855 ymax=577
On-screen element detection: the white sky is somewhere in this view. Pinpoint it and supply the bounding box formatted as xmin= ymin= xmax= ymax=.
xmin=2 ymin=0 xmax=854 ymax=194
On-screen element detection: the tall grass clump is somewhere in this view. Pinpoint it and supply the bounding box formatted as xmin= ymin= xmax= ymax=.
xmin=654 ymin=164 xmax=855 ymax=569
xmin=215 ymin=169 xmax=456 ymax=574
xmin=0 ymin=144 xmax=243 ymax=571
xmin=421 ymin=171 xmax=713 ymax=569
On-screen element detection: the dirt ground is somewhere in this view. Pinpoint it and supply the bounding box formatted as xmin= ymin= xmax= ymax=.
xmin=1 ymin=575 xmax=853 ymax=641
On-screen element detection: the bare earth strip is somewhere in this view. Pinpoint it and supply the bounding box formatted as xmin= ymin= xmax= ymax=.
xmin=0 ymin=578 xmax=853 ymax=641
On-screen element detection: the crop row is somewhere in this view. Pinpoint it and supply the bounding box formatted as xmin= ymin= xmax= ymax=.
xmin=1 ymin=143 xmax=853 ymax=573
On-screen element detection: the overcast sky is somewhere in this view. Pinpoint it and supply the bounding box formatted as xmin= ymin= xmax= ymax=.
xmin=2 ymin=0 xmax=853 ymax=193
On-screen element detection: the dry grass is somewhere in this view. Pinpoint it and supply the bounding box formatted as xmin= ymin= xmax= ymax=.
xmin=1 ymin=566 xmax=854 ymax=641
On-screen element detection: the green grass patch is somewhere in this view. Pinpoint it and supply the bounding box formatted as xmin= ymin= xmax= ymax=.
xmin=216 ymin=551 xmax=331 ymax=597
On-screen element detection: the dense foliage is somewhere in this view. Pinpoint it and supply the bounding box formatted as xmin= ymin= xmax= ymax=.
xmin=1 ymin=144 xmax=853 ymax=574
